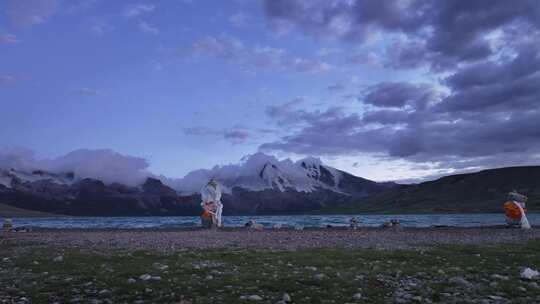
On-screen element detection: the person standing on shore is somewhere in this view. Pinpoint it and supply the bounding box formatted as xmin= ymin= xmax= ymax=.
xmin=200 ymin=179 xmax=223 ymax=228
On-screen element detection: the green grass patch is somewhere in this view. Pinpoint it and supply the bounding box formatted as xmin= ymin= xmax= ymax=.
xmin=1 ymin=241 xmax=540 ymax=303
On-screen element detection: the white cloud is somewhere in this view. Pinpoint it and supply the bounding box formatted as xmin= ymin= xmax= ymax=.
xmin=5 ymin=0 xmax=61 ymax=27
xmin=138 ymin=21 xmax=159 ymax=35
xmin=0 ymin=75 xmax=16 ymax=86
xmin=0 ymin=148 xmax=151 ymax=186
xmin=0 ymin=34 xmax=20 ymax=44
xmin=190 ymin=35 xmax=332 ymax=74
xmin=71 ymin=87 xmax=101 ymax=96
xmin=123 ymin=4 xmax=155 ymax=19
xmin=86 ymin=19 xmax=114 ymax=36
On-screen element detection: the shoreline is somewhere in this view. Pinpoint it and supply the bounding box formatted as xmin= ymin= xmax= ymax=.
xmin=2 ymin=224 xmax=531 ymax=232
xmin=3 ymin=226 xmax=539 ymax=251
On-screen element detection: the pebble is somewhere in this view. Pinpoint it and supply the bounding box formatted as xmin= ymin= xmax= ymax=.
xmin=53 ymin=256 xmax=64 ymax=262
xmin=282 ymin=293 xmax=291 ymax=302
xmin=521 ymin=268 xmax=539 ymax=280
xmin=127 ymin=278 xmax=136 ymax=284
xmin=314 ymin=273 xmax=326 ymax=280
xmin=449 ymin=276 xmax=471 ymax=286
xmin=240 ymin=295 xmax=263 ymax=301
xmin=139 ymin=274 xmax=152 ymax=281
xmin=490 ymin=274 xmax=509 ymax=281
xmin=98 ymin=289 xmax=111 ymax=296
xmin=153 ymin=263 xmax=169 ymax=271
xmin=352 ymin=293 xmax=362 ymax=300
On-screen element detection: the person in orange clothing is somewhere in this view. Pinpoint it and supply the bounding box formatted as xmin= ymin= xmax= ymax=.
xmin=503 ymin=190 xmax=530 ymax=229
xmin=200 ymin=179 xmax=223 ymax=228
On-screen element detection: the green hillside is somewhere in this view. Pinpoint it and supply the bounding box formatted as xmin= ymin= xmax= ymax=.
xmin=326 ymin=166 xmax=540 ymax=214
xmin=0 ymin=203 xmax=65 ymax=218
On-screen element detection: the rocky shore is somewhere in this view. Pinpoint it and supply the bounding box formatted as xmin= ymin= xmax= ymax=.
xmin=3 ymin=226 xmax=540 ymax=251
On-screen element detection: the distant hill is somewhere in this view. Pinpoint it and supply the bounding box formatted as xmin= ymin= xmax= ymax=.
xmin=326 ymin=166 xmax=540 ymax=214
xmin=0 ymin=203 xmax=66 ymax=218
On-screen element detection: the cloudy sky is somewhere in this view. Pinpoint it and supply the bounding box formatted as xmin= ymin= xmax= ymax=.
xmin=1 ymin=0 xmax=540 ymax=182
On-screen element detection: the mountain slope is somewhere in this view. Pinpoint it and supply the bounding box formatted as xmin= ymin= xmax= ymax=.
xmin=0 ymin=153 xmax=391 ymax=216
xmin=331 ymin=166 xmax=540 ymax=214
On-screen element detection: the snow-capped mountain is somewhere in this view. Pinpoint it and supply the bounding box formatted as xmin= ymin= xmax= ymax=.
xmin=176 ymin=153 xmax=348 ymax=194
xmin=0 ymin=168 xmax=75 ymax=189
xmin=0 ymin=153 xmax=395 ymax=216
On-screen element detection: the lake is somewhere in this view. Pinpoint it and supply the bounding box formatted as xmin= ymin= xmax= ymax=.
xmin=2 ymin=213 xmax=539 ymax=229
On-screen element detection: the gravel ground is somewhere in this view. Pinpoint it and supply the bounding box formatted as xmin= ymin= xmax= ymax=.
xmin=3 ymin=227 xmax=540 ymax=251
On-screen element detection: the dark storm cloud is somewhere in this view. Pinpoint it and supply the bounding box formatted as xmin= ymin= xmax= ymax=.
xmin=224 ymin=129 xmax=251 ymax=142
xmin=184 ymin=126 xmax=271 ymax=144
xmin=261 ymin=74 xmax=540 ymax=170
xmin=437 ymin=44 xmax=540 ymax=113
xmin=363 ymin=82 xmax=442 ymax=109
xmin=259 ymin=0 xmax=540 ymax=171
xmin=263 ymin=0 xmax=540 ymax=70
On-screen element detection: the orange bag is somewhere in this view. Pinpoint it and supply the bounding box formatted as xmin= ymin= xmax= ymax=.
xmin=504 ymin=201 xmax=524 ymax=220
xmin=201 ymin=210 xmax=213 ymax=219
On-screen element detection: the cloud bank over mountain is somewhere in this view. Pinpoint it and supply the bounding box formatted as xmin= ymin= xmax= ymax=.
xmin=0 ymin=148 xmax=150 ymax=186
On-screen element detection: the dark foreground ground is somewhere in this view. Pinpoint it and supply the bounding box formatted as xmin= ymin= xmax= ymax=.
xmin=1 ymin=227 xmax=540 ymax=303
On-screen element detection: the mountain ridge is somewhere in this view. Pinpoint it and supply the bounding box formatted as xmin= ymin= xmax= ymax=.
xmin=0 ymin=153 xmax=392 ymax=216
xmin=1 ymin=154 xmax=538 ymax=216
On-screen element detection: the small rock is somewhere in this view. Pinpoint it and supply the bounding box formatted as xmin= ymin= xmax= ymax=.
xmin=282 ymin=293 xmax=291 ymax=302
xmin=449 ymin=276 xmax=471 ymax=286
xmin=53 ymin=256 xmax=64 ymax=262
xmin=305 ymin=266 xmax=317 ymax=271
xmin=98 ymin=289 xmax=111 ymax=296
xmin=150 ymin=276 xmax=161 ymax=281
xmin=240 ymin=295 xmax=263 ymax=301
xmin=127 ymin=278 xmax=136 ymax=284
xmin=352 ymin=293 xmax=362 ymax=300
xmin=139 ymin=274 xmax=152 ymax=281
xmin=314 ymin=273 xmax=326 ymax=280
xmin=521 ymin=268 xmax=539 ymax=280
xmin=153 ymin=263 xmax=169 ymax=271
xmin=490 ymin=274 xmax=509 ymax=281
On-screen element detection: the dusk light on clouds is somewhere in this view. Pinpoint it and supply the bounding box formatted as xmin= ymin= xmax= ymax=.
xmin=1 ymin=0 xmax=540 ymax=183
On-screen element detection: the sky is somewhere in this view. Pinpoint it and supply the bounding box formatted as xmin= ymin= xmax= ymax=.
xmin=1 ymin=0 xmax=540 ymax=183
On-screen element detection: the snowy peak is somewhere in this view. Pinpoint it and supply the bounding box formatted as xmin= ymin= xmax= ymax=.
xmin=259 ymin=162 xmax=293 ymax=192
xmin=0 ymin=168 xmax=75 ymax=189
xmin=176 ymin=152 xmax=345 ymax=194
